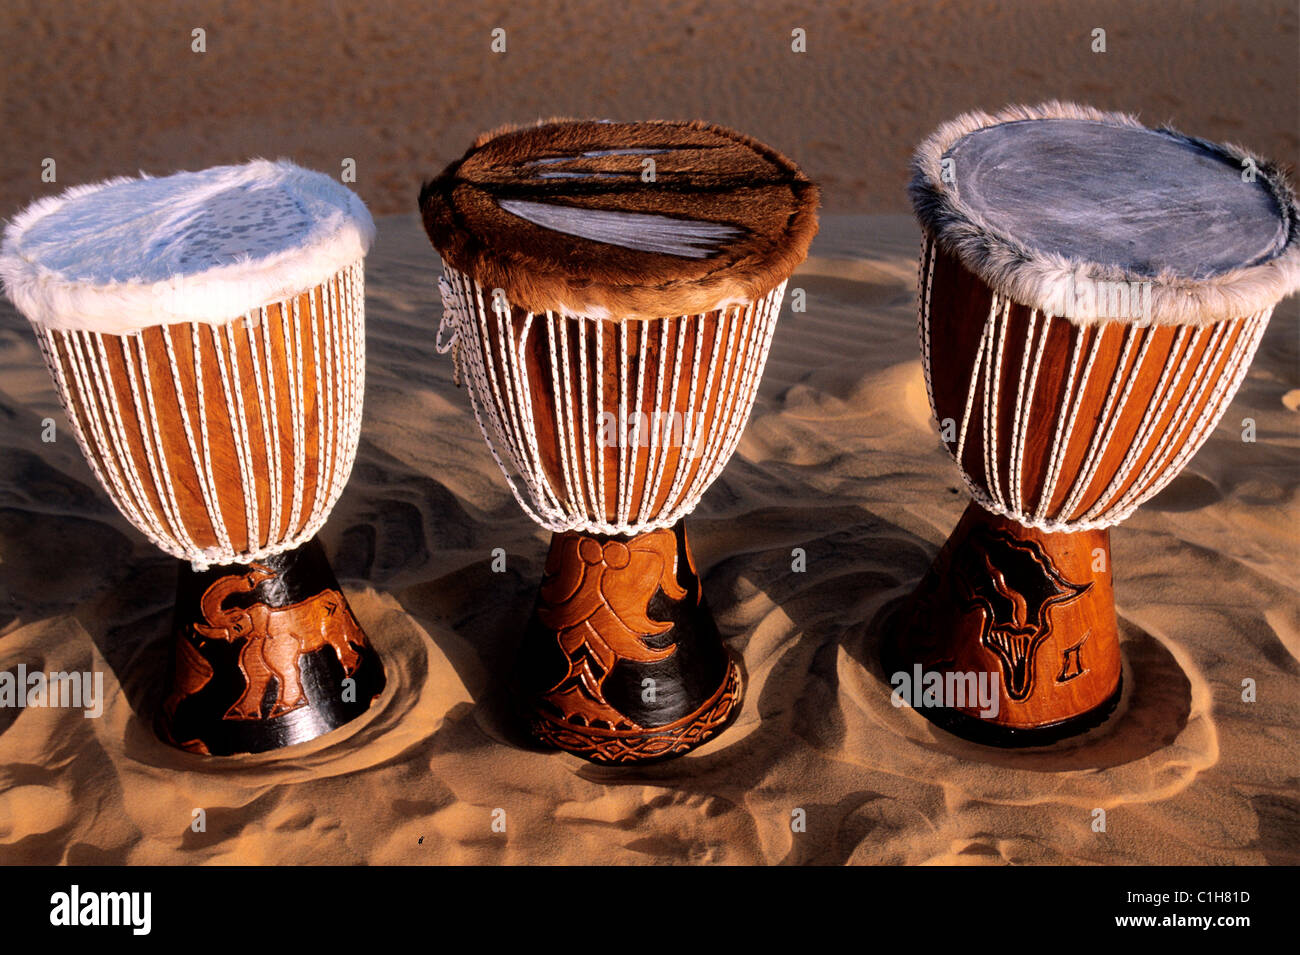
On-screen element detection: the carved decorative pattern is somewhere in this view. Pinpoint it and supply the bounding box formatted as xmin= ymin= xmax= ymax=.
xmin=536 ymin=528 xmax=685 ymax=731
xmin=530 ymin=659 xmax=742 ymax=763
xmin=953 ymin=528 xmax=1091 ymax=702
xmin=1057 ymin=631 xmax=1090 ymax=684
xmin=176 ymin=564 xmax=369 ymax=720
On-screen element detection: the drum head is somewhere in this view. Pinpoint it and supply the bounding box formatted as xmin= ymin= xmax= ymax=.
xmin=947 ymin=119 xmax=1287 ymax=277
xmin=419 ymin=119 xmax=819 ymax=319
xmin=911 ymin=103 xmax=1300 ymax=325
xmin=1 ymin=160 xmax=375 ymax=333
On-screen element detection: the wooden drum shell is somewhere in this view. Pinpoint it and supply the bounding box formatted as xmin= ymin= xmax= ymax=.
xmin=35 ymin=265 xmax=364 ymax=565
xmin=446 ymin=266 xmax=781 ymax=532
xmin=923 ymin=242 xmax=1266 ymax=529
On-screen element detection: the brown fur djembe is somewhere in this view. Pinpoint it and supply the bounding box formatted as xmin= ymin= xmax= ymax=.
xmin=420 ymin=120 xmax=819 ymax=763
xmin=0 ymin=161 xmax=385 ymax=755
xmin=884 ymin=103 xmax=1300 ymax=745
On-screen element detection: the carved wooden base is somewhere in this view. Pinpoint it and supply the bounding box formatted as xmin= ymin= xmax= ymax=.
xmin=515 ymin=521 xmax=743 ymax=764
xmin=882 ymin=502 xmax=1122 ymax=746
xmin=158 ymin=537 xmax=385 ymax=756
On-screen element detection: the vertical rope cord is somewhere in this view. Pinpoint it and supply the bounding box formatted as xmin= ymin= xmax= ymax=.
xmin=680 ymin=301 xmax=746 ymax=509
xmin=577 ymin=315 xmax=598 ymax=521
xmin=593 ymin=317 xmax=608 ymax=522
xmin=127 ymin=331 xmax=188 ymax=547
xmin=439 ymin=263 xmax=783 ymax=535
xmin=348 ymin=261 xmax=366 ymax=467
xmin=1007 ymin=308 xmax=1040 ymax=514
xmin=1115 ymin=322 xmax=1227 ymax=512
xmin=954 ymin=294 xmax=995 ymax=469
xmin=318 ymin=281 xmax=343 ymax=516
xmin=661 ymin=311 xmax=712 ymax=516
xmin=89 ymin=331 xmax=161 ymax=537
xmin=190 ymin=322 xmax=235 ymax=557
xmin=210 ymin=321 xmax=258 ymax=551
xmin=285 ymin=296 xmax=306 ymax=537
xmin=641 ymin=315 xmax=689 ymax=525
xmin=1079 ymin=325 xmax=1194 ymax=524
xmin=1033 ymin=320 xmax=1107 ymax=522
xmin=256 ymin=303 xmax=285 ymax=541
xmin=493 ymin=305 xmax=533 ymax=489
xmin=635 ymin=316 xmax=673 ymax=525
xmin=507 ymin=311 xmax=567 ymax=517
xmin=35 ymin=261 xmax=365 ymax=569
xmin=544 ymin=316 xmax=578 ymax=516
xmin=304 ymin=284 xmax=329 ymax=531
xmin=55 ymin=329 xmax=153 ymax=539
xmin=557 ymin=315 xmax=587 ymax=518
xmin=917 ymin=235 xmax=939 ymax=423
xmin=689 ymin=288 xmax=776 ymax=506
xmin=982 ymin=297 xmax=1010 ymax=509
xmin=1055 ymin=322 xmax=1141 ymax=522
xmin=332 ymin=263 xmax=364 ymax=507
xmin=1116 ymin=312 xmax=1267 ymax=516
xmin=1030 ymin=321 xmax=1090 ymax=523
xmin=446 ymin=270 xmax=551 ymax=527
xmin=244 ymin=306 xmax=276 ymax=551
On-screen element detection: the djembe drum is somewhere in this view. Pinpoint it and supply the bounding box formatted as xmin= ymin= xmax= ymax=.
xmin=885 ymin=102 xmax=1300 ymax=744
xmin=420 ymin=120 xmax=818 ymax=763
xmin=0 ymin=160 xmax=385 ymax=755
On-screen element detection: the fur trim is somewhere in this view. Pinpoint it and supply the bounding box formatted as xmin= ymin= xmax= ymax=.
xmin=419 ymin=119 xmax=819 ymax=320
xmin=910 ymin=101 xmax=1300 ymax=325
xmin=1 ymin=159 xmax=375 ymax=334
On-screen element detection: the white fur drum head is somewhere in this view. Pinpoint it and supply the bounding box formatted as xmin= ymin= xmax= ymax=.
xmin=911 ymin=102 xmax=1300 ymax=325
xmin=0 ymin=160 xmax=375 ymax=334
xmin=419 ymin=119 xmax=819 ymax=320
xmin=949 ymin=120 xmax=1286 ymax=276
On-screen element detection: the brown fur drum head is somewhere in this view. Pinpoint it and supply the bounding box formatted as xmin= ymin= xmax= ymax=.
xmin=419 ymin=120 xmax=819 ymax=320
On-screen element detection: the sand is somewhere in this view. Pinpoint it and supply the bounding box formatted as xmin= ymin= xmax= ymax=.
xmin=0 ymin=212 xmax=1295 ymax=864
xmin=0 ymin=0 xmax=1297 ymax=865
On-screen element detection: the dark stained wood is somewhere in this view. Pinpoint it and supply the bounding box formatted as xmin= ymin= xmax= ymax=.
xmin=159 ymin=537 xmax=384 ymax=756
xmin=514 ymin=521 xmax=742 ymax=764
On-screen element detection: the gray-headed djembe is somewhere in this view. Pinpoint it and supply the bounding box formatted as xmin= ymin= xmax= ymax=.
xmin=420 ymin=120 xmax=818 ymax=763
xmin=0 ymin=161 xmax=385 ymax=755
xmin=885 ymin=102 xmax=1300 ymax=744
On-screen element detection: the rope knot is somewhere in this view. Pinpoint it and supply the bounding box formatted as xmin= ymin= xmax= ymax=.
xmin=436 ymin=276 xmax=463 ymax=387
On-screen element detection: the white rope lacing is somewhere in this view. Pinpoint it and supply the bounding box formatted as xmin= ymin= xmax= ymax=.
xmin=437 ymin=259 xmax=784 ymax=536
xmin=35 ymin=259 xmax=367 ymax=570
xmin=917 ymin=236 xmax=1273 ymax=533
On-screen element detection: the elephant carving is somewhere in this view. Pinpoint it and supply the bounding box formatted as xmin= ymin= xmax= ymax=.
xmin=188 ymin=565 xmax=368 ymax=720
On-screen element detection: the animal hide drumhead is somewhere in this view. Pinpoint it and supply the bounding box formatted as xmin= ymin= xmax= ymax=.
xmin=0 ymin=160 xmax=375 ymax=334
xmin=910 ymin=102 xmax=1300 ymax=325
xmin=419 ymin=119 xmax=819 ymax=320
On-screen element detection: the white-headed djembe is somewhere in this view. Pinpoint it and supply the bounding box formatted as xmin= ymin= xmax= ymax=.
xmin=0 ymin=160 xmax=385 ymax=754
xmin=420 ymin=120 xmax=818 ymax=762
xmin=884 ymin=102 xmax=1300 ymax=744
